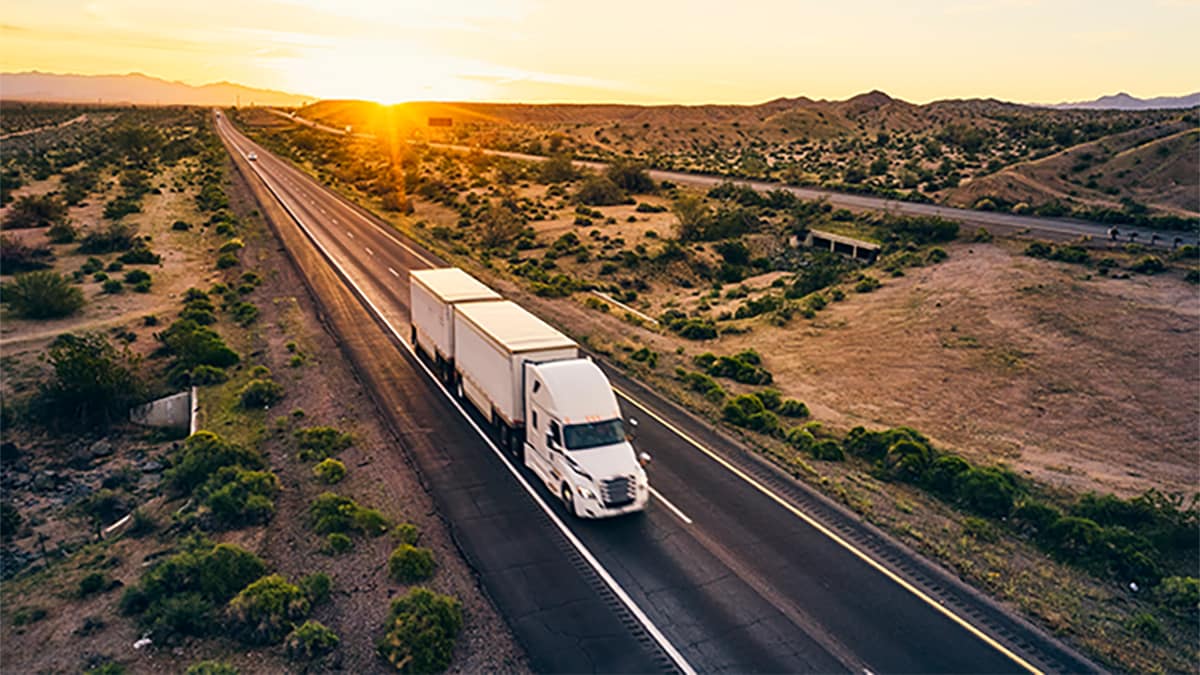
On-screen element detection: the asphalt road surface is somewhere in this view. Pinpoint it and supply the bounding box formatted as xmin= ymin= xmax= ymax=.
xmin=216 ymin=112 xmax=1099 ymax=674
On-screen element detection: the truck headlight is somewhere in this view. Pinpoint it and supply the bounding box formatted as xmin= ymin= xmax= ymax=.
xmin=576 ymin=485 xmax=596 ymax=500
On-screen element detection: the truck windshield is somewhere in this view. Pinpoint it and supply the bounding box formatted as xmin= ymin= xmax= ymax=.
xmin=563 ymin=419 xmax=625 ymax=451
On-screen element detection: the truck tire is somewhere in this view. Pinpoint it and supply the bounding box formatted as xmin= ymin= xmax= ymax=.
xmin=410 ymin=325 xmax=417 ymax=348
xmin=560 ymin=483 xmax=577 ymax=517
xmin=454 ymin=373 xmax=464 ymax=400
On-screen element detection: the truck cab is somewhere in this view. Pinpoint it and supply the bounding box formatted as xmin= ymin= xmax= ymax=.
xmin=524 ymin=359 xmax=648 ymax=518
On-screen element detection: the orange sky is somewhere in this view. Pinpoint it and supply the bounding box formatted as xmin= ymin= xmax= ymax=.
xmin=2 ymin=0 xmax=1197 ymax=104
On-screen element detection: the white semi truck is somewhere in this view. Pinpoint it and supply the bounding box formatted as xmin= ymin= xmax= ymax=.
xmin=409 ymin=270 xmax=649 ymax=518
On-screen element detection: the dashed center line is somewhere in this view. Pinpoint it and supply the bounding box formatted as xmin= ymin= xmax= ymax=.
xmin=364 ymin=247 xmax=374 ymax=256
xmin=346 ymin=231 xmax=355 ymax=239
xmin=388 ymin=267 xmax=400 ymax=278
xmin=649 ymin=487 xmax=693 ymax=525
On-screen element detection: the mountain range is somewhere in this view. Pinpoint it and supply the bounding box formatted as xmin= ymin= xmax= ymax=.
xmin=1045 ymin=92 xmax=1200 ymax=110
xmin=0 ymin=71 xmax=311 ymax=107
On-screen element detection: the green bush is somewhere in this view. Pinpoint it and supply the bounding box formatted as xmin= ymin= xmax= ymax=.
xmin=722 ymin=394 xmax=781 ymax=435
xmin=102 ymin=279 xmax=124 ymax=294
xmin=844 ymin=426 xmax=928 ymax=463
xmin=1130 ymin=255 xmax=1165 ymax=274
xmin=854 ymin=276 xmax=881 ymax=293
xmin=299 ymin=572 xmax=332 ymax=606
xmin=295 ymin=426 xmax=353 ymax=461
xmin=215 ymin=253 xmax=239 ymax=269
xmin=810 ymin=439 xmax=845 ymax=461
xmin=79 ymin=222 xmax=138 ymax=253
xmin=954 ymin=466 xmax=1019 ymax=518
xmin=924 ymin=454 xmax=971 ymax=497
xmin=219 ymin=238 xmax=245 ymax=253
xmin=678 ymin=370 xmax=726 ymax=403
xmin=239 ymin=379 xmax=284 ymax=408
xmin=1127 ymin=612 xmax=1163 ymax=641
xmin=883 ymin=439 xmax=933 ymax=482
xmin=310 ymin=492 xmax=389 ymax=537
xmin=172 ymin=220 xmax=192 ymax=231
xmin=575 ymin=176 xmax=625 ymax=206
xmin=324 ymin=532 xmax=354 ymax=554
xmin=186 ymin=662 xmax=238 ymax=675
xmin=1 ymin=271 xmax=85 ymax=318
xmin=2 ymin=193 xmax=68 ymax=229
xmin=388 ymin=544 xmax=436 ymax=583
xmin=160 ymin=319 xmax=240 ymax=372
xmin=377 ymin=587 xmax=463 ymax=673
xmin=226 ymin=574 xmax=311 ymax=645
xmin=120 ymin=541 xmax=267 ymax=642
xmin=393 ymin=523 xmax=420 ymax=546
xmin=285 ymin=620 xmax=340 ymax=661
xmin=0 ymin=235 xmax=54 ymax=273
xmin=36 ymin=332 xmax=145 ymax=429
xmin=200 ymin=466 xmax=279 ymax=528
xmin=1155 ymin=576 xmax=1199 ymax=616
xmin=695 ymin=349 xmax=773 ymax=385
xmin=79 ymin=572 xmax=111 ymax=597
xmin=778 ymin=399 xmax=809 ymax=418
xmin=312 ymin=458 xmax=347 ymax=484
xmin=47 ymin=221 xmax=77 ymax=243
xmin=785 ymin=427 xmax=815 ymax=451
xmin=752 ymin=388 xmax=782 ymax=411
xmin=118 ymin=245 xmax=161 ymax=265
xmin=123 ymin=269 xmax=151 ymax=285
xmin=189 ymin=364 xmax=229 ymax=385
xmin=1012 ymin=500 xmax=1061 ymax=538
xmin=166 ymin=431 xmax=265 ymax=494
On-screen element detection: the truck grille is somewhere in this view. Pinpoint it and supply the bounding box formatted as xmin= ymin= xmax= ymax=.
xmin=600 ymin=475 xmax=635 ymax=508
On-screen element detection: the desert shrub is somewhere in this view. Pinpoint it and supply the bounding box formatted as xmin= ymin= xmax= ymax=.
xmin=36 ymin=332 xmax=144 ymax=429
xmin=388 ymin=544 xmax=436 ymax=583
xmin=118 ymin=245 xmax=161 ymax=265
xmin=752 ymin=388 xmax=782 ymax=411
xmin=123 ymin=269 xmax=151 ymax=285
xmin=3 ymin=194 xmax=68 ymax=229
xmin=972 ymin=228 xmax=994 ymax=242
xmin=843 ymin=426 xmax=928 ymax=463
xmin=923 ymin=454 xmax=971 ymax=497
xmin=722 ymin=394 xmax=781 ymax=435
xmin=1155 ymin=576 xmax=1199 ymax=616
xmin=215 ymin=252 xmax=239 ymax=269
xmin=310 ymin=492 xmax=389 ymax=537
xmin=538 ymin=154 xmax=578 ymax=183
xmin=285 ymin=620 xmax=340 ymax=661
xmin=47 ymin=221 xmax=77 ymax=243
xmin=160 ymin=320 xmax=240 ymax=371
xmin=201 ymin=466 xmax=279 ymax=528
xmin=878 ymin=214 xmax=960 ymax=245
xmin=219 ymin=238 xmax=244 ymax=253
xmin=785 ymin=427 xmax=815 ymax=451
xmin=165 ymin=431 xmax=265 ymax=494
xmin=172 ymin=220 xmax=192 ymax=231
xmin=1130 ymin=255 xmax=1165 ymax=274
xmin=189 ymin=364 xmax=229 ymax=385
xmin=0 ymin=235 xmax=54 ymax=273
xmin=678 ymin=370 xmax=726 ymax=403
xmin=186 ymin=662 xmax=238 ymax=675
xmin=883 ymin=439 xmax=933 ymax=482
xmin=926 ymin=247 xmax=949 ymax=264
xmin=954 ymin=466 xmax=1019 ymax=518
xmin=299 ymin=572 xmax=332 ymax=606
xmin=695 ymin=349 xmax=773 ymax=385
xmin=295 ymin=426 xmax=353 ymax=461
xmin=324 ymin=533 xmax=353 ymax=554
xmin=963 ymin=516 xmax=999 ymax=543
xmin=777 ymin=399 xmax=809 ymax=418
xmin=312 ymin=458 xmax=346 ymax=484
xmin=75 ymin=489 xmax=129 ymax=529
xmin=1050 ymin=245 xmax=1089 ymax=264
xmin=229 ymin=301 xmax=258 ymax=326
xmin=79 ymin=572 xmax=111 ymax=597
xmin=120 ymin=541 xmax=267 ymax=642
xmin=102 ymin=278 xmax=123 ymax=294
xmin=393 ymin=523 xmax=420 ymax=546
xmin=854 ymin=276 xmax=881 ymax=293
xmin=576 ymin=175 xmax=625 ymax=206
xmin=636 ymin=202 xmax=667 ymax=213
xmin=79 ymin=222 xmax=138 ymax=253
xmin=0 ymin=502 xmax=22 ymax=540
xmin=1024 ymin=241 xmax=1053 ymax=258
xmin=2 ymin=271 xmax=84 ymax=318
xmin=377 ymin=587 xmax=463 ymax=673
xmin=810 ymin=439 xmax=845 ymax=461
xmin=226 ymin=574 xmax=311 ymax=645
xmin=239 ymin=378 xmax=284 ymax=408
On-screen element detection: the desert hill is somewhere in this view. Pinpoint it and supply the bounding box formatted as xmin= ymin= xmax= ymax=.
xmin=0 ymin=71 xmax=311 ymax=107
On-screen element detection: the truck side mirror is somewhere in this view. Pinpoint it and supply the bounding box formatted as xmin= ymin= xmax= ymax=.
xmin=546 ymin=432 xmax=558 ymax=451
xmin=627 ymin=417 xmax=638 ymax=441
xmin=638 ymin=452 xmax=652 ymax=467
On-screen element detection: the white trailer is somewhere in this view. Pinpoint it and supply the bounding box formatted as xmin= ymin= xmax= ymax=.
xmin=410 ymin=268 xmax=502 ymax=383
xmin=453 ymin=299 xmax=649 ymax=518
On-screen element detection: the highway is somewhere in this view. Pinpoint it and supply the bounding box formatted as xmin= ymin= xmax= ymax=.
xmin=215 ymin=112 xmax=1098 ymax=674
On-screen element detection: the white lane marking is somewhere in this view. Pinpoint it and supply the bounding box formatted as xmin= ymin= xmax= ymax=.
xmin=232 ymin=145 xmax=697 ymax=675
xmin=364 ymin=247 xmax=374 ymax=257
xmin=346 ymin=231 xmax=355 ymax=239
xmin=614 ymin=388 xmax=1042 ymax=675
xmin=388 ymin=267 xmax=400 ymax=278
xmin=649 ymin=487 xmax=693 ymax=525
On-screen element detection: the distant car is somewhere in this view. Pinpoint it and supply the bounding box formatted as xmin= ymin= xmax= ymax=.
xmin=247 ymin=152 xmax=257 ymax=161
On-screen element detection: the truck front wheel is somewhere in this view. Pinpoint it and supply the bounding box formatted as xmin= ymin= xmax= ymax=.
xmin=560 ymin=483 xmax=577 ymax=517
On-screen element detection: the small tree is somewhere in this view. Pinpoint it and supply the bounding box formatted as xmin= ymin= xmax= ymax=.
xmin=377 ymin=588 xmax=463 ymax=673
xmin=1 ymin=271 xmax=84 ymax=318
xmin=576 ymin=176 xmax=625 ymax=206
xmin=605 ymin=159 xmax=655 ymax=193
xmin=37 ymin=332 xmax=144 ymax=428
xmin=539 ymin=154 xmax=578 ymax=183
xmin=2 ymin=194 xmax=68 ymax=229
xmin=671 ymin=193 xmax=710 ymax=241
xmin=477 ymin=202 xmax=522 ymax=249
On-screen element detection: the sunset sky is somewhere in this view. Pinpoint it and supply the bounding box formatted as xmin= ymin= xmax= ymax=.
xmin=2 ymin=0 xmax=1197 ymax=105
